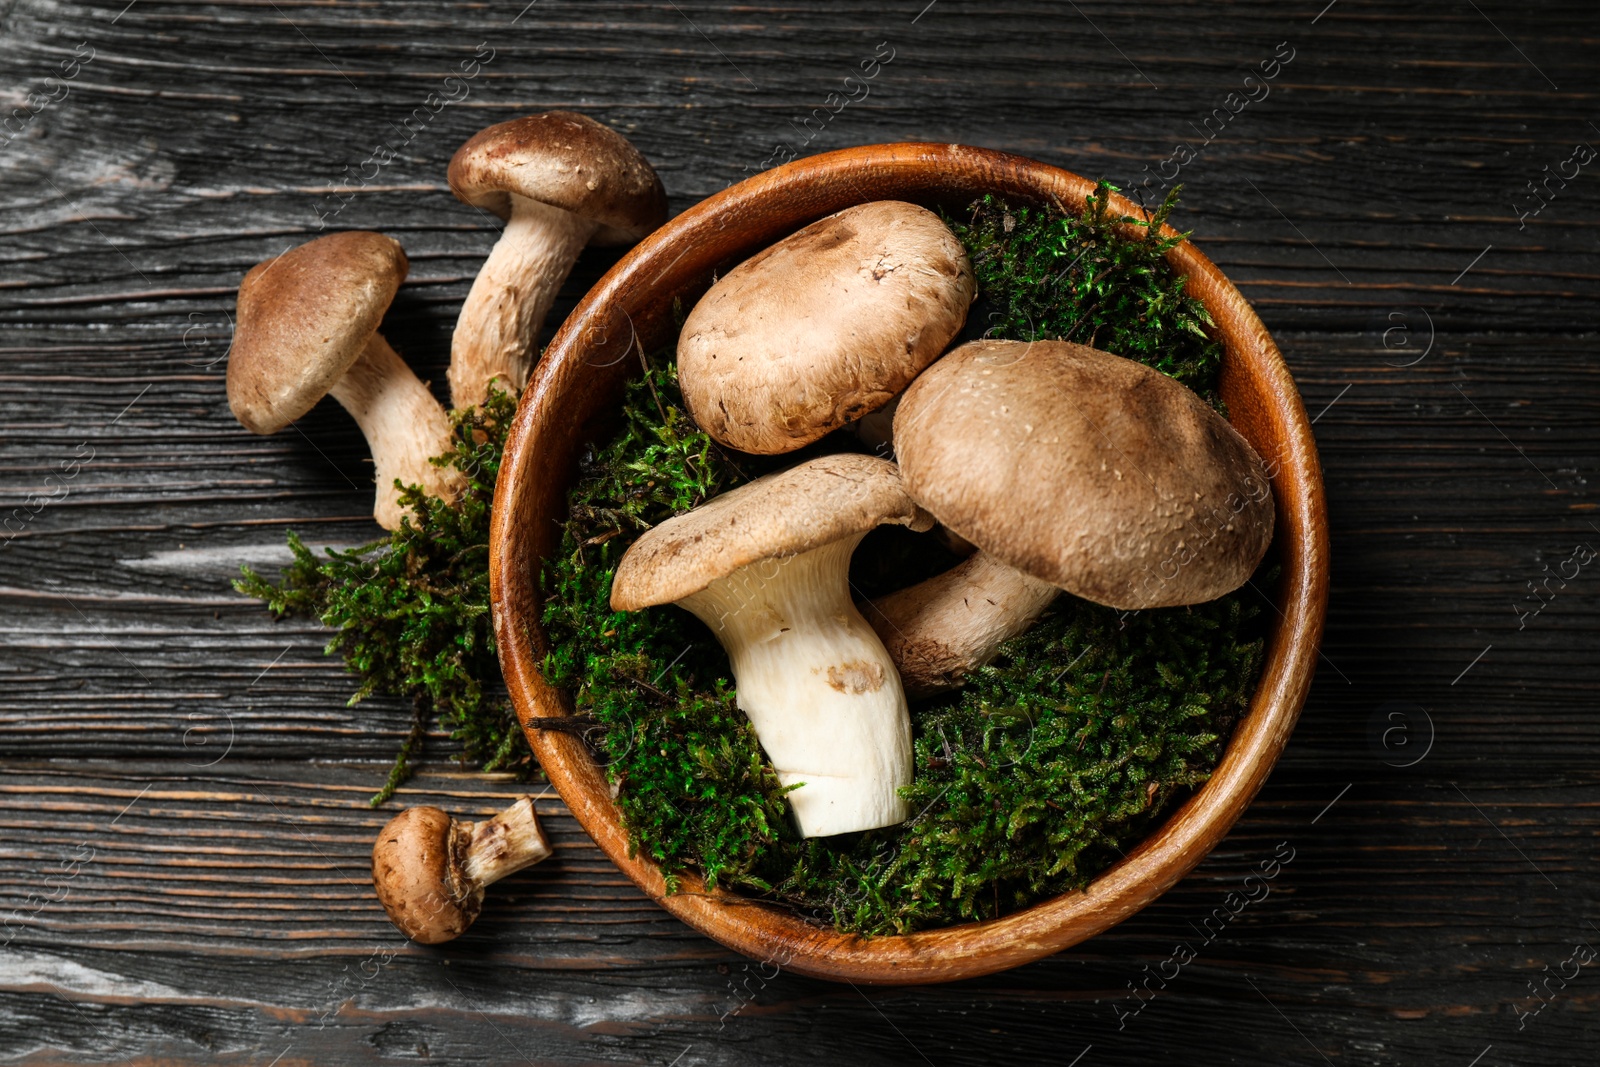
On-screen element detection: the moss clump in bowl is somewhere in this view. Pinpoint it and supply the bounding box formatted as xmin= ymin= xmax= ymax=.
xmin=539 ymin=185 xmax=1269 ymax=935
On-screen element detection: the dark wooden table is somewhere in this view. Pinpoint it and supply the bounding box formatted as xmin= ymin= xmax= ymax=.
xmin=3 ymin=1 xmax=1597 ymax=1063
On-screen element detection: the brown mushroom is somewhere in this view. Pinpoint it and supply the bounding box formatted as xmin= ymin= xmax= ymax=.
xmin=867 ymin=338 xmax=1275 ymax=696
xmin=610 ymin=453 xmax=933 ymax=837
xmin=446 ymin=111 xmax=667 ymax=409
xmin=677 ymin=200 xmax=975 ymax=455
xmin=371 ymin=797 xmax=552 ymax=944
xmin=227 ymin=231 xmax=462 ymax=530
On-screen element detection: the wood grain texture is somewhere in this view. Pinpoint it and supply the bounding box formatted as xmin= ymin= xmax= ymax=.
xmin=3 ymin=0 xmax=1599 ymax=1061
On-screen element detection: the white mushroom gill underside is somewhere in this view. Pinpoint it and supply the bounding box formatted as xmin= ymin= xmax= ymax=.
xmin=676 ymin=536 xmax=912 ymax=838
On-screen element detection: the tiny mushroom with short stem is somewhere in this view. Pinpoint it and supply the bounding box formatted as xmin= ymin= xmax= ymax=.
xmin=371 ymin=797 xmax=552 ymax=944
xmin=227 ymin=231 xmax=463 ymax=531
xmin=866 ymin=338 xmax=1275 ymax=696
xmin=446 ymin=111 xmax=667 ymax=409
xmin=610 ymin=453 xmax=934 ymax=838
xmin=677 ymin=200 xmax=975 ymax=455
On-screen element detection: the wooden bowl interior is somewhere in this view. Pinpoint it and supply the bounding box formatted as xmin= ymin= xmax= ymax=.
xmin=489 ymin=143 xmax=1328 ymax=985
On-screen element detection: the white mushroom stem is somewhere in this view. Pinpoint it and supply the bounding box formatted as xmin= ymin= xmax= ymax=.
xmin=865 ymin=551 xmax=1060 ymax=698
xmin=449 ymin=193 xmax=600 ymax=409
xmin=458 ymin=797 xmax=553 ymax=889
xmin=329 ymin=332 xmax=464 ymax=530
xmin=676 ymin=536 xmax=912 ymax=838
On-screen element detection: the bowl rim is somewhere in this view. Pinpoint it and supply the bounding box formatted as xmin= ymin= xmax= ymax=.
xmin=489 ymin=142 xmax=1329 ymax=985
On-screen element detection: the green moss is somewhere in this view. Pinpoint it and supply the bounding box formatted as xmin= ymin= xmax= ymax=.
xmin=952 ymin=184 xmax=1224 ymax=403
xmin=235 ymin=389 xmax=532 ymax=805
xmin=540 ymin=185 xmax=1268 ymax=934
xmin=775 ymin=593 xmax=1262 ymax=930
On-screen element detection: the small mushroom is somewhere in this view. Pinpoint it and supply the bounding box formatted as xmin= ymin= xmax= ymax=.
xmin=677 ymin=200 xmax=975 ymax=455
xmin=610 ymin=453 xmax=933 ymax=838
xmin=227 ymin=231 xmax=463 ymax=531
xmin=446 ymin=111 xmax=667 ymax=409
xmin=371 ymin=797 xmax=552 ymax=944
xmin=868 ymin=339 xmax=1275 ymax=696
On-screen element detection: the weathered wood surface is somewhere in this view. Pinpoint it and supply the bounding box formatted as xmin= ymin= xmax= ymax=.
xmin=2 ymin=0 xmax=1598 ymax=1063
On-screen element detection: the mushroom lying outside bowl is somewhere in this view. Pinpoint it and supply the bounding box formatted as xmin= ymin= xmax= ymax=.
xmin=488 ymin=143 xmax=1329 ymax=984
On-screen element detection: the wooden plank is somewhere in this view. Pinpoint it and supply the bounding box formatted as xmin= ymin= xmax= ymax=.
xmin=3 ymin=0 xmax=1599 ymax=1061
xmin=0 ymin=762 xmax=1596 ymax=1064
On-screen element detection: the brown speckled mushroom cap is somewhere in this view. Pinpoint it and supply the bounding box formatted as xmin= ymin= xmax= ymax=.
xmin=227 ymin=231 xmax=407 ymax=435
xmin=610 ymin=453 xmax=934 ymax=611
xmin=447 ymin=111 xmax=668 ymax=245
xmin=370 ymin=806 xmax=480 ymax=945
xmin=892 ymin=339 xmax=1275 ymax=610
xmin=676 ymin=201 xmax=975 ymax=455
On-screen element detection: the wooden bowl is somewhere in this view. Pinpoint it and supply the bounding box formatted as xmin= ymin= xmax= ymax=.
xmin=489 ymin=143 xmax=1329 ymax=985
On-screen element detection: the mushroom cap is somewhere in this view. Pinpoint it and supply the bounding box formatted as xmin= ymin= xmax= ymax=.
xmin=610 ymin=453 xmax=934 ymax=611
xmin=447 ymin=111 xmax=668 ymax=244
xmin=676 ymin=201 xmax=975 ymax=455
xmin=893 ymin=339 xmax=1275 ymax=610
xmin=371 ymin=806 xmax=482 ymax=945
xmin=227 ymin=231 xmax=407 ymax=435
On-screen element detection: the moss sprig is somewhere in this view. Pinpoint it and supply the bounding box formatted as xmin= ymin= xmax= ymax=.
xmin=235 ymin=388 xmax=531 ymax=805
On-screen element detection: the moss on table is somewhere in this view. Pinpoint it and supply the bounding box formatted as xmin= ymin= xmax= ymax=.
xmin=236 ymin=390 xmax=531 ymax=805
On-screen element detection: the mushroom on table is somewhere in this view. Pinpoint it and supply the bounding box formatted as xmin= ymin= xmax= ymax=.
xmin=868 ymin=338 xmax=1276 ymax=696
xmin=226 ymin=230 xmax=462 ymax=531
xmin=677 ymin=200 xmax=974 ymax=455
xmin=609 ymin=453 xmax=933 ymax=838
xmin=371 ymin=797 xmax=552 ymax=944
xmin=446 ymin=111 xmax=667 ymax=409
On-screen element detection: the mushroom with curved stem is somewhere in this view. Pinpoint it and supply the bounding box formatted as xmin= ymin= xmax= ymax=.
xmin=867 ymin=338 xmax=1276 ymax=697
xmin=446 ymin=111 xmax=667 ymax=410
xmin=609 ymin=453 xmax=933 ymax=838
xmin=226 ymin=231 xmax=463 ymax=531
xmin=677 ymin=200 xmax=974 ymax=456
xmin=371 ymin=797 xmax=552 ymax=944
